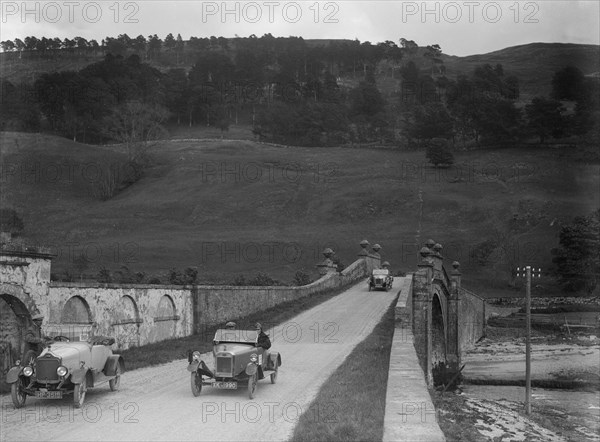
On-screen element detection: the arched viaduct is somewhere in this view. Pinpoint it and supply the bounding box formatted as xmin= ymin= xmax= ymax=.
xmin=1 ymin=237 xmax=484 ymax=388
xmin=407 ymin=239 xmax=486 ymax=385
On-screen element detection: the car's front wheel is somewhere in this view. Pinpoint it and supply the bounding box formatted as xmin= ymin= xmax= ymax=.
xmin=11 ymin=379 xmax=27 ymax=408
xmin=248 ymin=372 xmax=257 ymax=399
xmin=73 ymin=376 xmax=87 ymax=408
xmin=190 ymin=372 xmax=202 ymax=397
xmin=109 ymin=362 xmax=122 ymax=391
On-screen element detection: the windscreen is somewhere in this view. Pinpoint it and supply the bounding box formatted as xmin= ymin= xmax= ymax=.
xmin=214 ymin=329 xmax=258 ymax=343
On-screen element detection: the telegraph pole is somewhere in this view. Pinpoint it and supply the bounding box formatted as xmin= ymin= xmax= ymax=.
xmin=516 ymin=266 xmax=541 ymax=415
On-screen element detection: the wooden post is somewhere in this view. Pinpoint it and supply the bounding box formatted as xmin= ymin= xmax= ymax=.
xmin=525 ymin=265 xmax=531 ymax=415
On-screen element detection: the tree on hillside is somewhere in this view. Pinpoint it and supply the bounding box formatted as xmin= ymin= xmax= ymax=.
xmin=425 ymin=139 xmax=454 ymax=167
xmin=525 ymin=97 xmax=567 ymax=143
xmin=552 ymin=66 xmax=586 ymax=101
xmin=102 ymin=101 xmax=170 ymax=161
xmin=407 ymin=103 xmax=453 ymax=143
xmin=551 ymin=210 xmax=600 ymax=294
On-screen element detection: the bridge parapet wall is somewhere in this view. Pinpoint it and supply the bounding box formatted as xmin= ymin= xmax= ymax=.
xmin=458 ymin=287 xmax=486 ymax=352
xmin=2 ymin=239 xmax=386 ymax=355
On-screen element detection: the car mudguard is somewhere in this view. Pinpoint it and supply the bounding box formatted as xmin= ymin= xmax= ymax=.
xmin=103 ymin=355 xmax=124 ymax=376
xmin=268 ymin=352 xmax=282 ymax=368
xmin=245 ymin=363 xmax=258 ymax=376
xmin=6 ymin=366 xmax=23 ymax=384
xmin=71 ymin=368 xmax=88 ymax=384
xmin=187 ymin=361 xmax=200 ymax=372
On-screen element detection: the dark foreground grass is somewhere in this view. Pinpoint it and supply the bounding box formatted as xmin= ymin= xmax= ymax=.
xmin=290 ymin=296 xmax=397 ymax=442
xmin=118 ymin=283 xmax=355 ymax=371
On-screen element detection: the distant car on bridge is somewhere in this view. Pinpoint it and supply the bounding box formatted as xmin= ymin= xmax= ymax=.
xmin=6 ymin=335 xmax=124 ymax=409
xmin=369 ymin=268 xmax=393 ymax=291
xmin=187 ymin=327 xmax=281 ymax=399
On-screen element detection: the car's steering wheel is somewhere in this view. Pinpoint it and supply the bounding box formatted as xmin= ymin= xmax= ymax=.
xmin=52 ymin=335 xmax=70 ymax=342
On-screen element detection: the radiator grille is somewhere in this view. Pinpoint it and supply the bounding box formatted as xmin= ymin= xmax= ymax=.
xmin=216 ymin=356 xmax=232 ymax=375
xmin=36 ymin=356 xmax=60 ymax=382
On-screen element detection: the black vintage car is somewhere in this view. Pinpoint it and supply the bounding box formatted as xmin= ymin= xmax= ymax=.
xmin=187 ymin=328 xmax=281 ymax=399
xmin=368 ymin=268 xmax=393 ymax=291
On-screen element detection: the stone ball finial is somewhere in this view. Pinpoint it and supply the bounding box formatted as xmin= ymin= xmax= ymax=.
xmin=360 ymin=240 xmax=370 ymax=249
xmin=372 ymin=244 xmax=381 ymax=252
xmin=426 ymin=239 xmax=435 ymax=249
xmin=419 ymin=247 xmax=431 ymax=258
xmin=323 ymin=248 xmax=334 ymax=258
xmin=382 ymin=261 xmax=390 ymax=268
xmin=452 ymin=261 xmax=460 ymax=270
xmin=433 ymin=243 xmax=442 ymax=253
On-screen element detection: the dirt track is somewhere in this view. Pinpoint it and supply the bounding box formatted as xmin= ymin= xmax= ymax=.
xmin=1 ymin=279 xmax=399 ymax=441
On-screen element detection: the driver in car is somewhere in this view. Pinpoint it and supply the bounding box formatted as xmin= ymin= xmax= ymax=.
xmin=22 ymin=314 xmax=49 ymax=363
xmin=255 ymin=322 xmax=273 ymax=369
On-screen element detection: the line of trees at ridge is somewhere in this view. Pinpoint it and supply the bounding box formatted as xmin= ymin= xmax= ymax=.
xmin=0 ymin=35 xmax=598 ymax=149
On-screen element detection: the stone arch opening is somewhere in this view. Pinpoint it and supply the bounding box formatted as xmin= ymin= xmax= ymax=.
xmin=431 ymin=292 xmax=447 ymax=386
xmin=432 ymin=293 xmax=446 ymax=361
xmin=113 ymin=295 xmax=141 ymax=349
xmin=0 ymin=294 xmax=32 ymax=391
xmin=61 ymin=296 xmax=92 ymax=324
xmin=153 ymin=295 xmax=178 ymax=342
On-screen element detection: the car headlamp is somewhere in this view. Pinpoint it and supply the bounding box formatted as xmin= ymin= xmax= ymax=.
xmin=250 ymin=353 xmax=258 ymax=363
xmin=56 ymin=366 xmax=68 ymax=377
xmin=192 ymin=351 xmax=201 ymax=361
xmin=23 ymin=366 xmax=34 ymax=377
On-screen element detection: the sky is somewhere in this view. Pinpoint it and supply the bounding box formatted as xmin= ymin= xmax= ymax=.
xmin=0 ymin=0 xmax=599 ymax=56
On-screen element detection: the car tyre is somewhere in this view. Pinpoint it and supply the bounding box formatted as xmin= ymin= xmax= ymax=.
xmin=73 ymin=375 xmax=87 ymax=409
xmin=190 ymin=372 xmax=202 ymax=397
xmin=11 ymin=379 xmax=27 ymax=409
xmin=109 ymin=361 xmax=122 ymax=391
xmin=270 ymin=363 xmax=278 ymax=384
xmin=248 ymin=372 xmax=257 ymax=399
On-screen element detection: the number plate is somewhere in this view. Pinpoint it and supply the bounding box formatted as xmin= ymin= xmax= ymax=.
xmin=213 ymin=381 xmax=237 ymax=390
xmin=35 ymin=390 xmax=62 ymax=399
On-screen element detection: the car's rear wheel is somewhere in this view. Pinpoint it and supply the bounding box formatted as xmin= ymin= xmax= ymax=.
xmin=190 ymin=372 xmax=202 ymax=397
xmin=248 ymin=372 xmax=257 ymax=399
xmin=109 ymin=362 xmax=122 ymax=391
xmin=11 ymin=378 xmax=27 ymax=408
xmin=73 ymin=376 xmax=87 ymax=408
xmin=270 ymin=363 xmax=278 ymax=384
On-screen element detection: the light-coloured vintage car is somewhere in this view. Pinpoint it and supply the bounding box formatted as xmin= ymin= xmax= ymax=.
xmin=6 ymin=336 xmax=124 ymax=408
xmin=187 ymin=328 xmax=281 ymax=399
xmin=368 ymin=268 xmax=393 ymax=291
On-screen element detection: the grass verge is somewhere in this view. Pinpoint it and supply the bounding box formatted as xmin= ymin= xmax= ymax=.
xmin=118 ymin=282 xmax=360 ymax=371
xmin=289 ymin=295 xmax=397 ymax=442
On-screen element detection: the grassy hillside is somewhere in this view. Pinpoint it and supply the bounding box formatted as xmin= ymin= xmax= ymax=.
xmin=1 ymin=131 xmax=597 ymax=297
xmin=441 ymin=43 xmax=600 ymax=99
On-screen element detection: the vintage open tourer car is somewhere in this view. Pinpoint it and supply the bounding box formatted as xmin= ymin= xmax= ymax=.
xmin=368 ymin=268 xmax=393 ymax=291
xmin=187 ymin=328 xmax=281 ymax=399
xmin=6 ymin=336 xmax=124 ymax=409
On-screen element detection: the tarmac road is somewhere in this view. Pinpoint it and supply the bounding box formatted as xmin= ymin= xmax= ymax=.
xmin=1 ymin=278 xmax=400 ymax=441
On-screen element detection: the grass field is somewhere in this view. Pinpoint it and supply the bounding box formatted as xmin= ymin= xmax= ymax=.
xmin=1 ymin=130 xmax=598 ymax=296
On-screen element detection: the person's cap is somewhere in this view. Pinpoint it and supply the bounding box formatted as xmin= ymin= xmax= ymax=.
xmin=32 ymin=314 xmax=44 ymax=321
xmin=255 ymin=322 xmax=262 ymax=330
xmin=225 ymin=321 xmax=236 ymax=328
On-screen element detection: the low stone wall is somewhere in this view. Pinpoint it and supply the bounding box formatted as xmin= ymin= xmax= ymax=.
xmin=45 ymin=256 xmax=374 ymax=349
xmin=194 ymin=258 xmax=372 ymax=332
xmin=487 ymin=296 xmax=600 ymax=308
xmin=48 ymin=283 xmax=194 ymax=349
xmin=459 ymin=288 xmax=486 ymax=352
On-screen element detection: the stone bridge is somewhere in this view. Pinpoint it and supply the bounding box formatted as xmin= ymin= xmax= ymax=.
xmin=0 ymin=236 xmax=485 ymax=389
xmin=398 ymin=239 xmax=486 ymax=386
xmin=0 ymin=238 xmax=382 ymax=377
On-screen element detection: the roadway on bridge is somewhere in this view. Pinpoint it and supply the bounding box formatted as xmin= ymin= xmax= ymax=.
xmin=1 ymin=278 xmax=401 ymax=441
